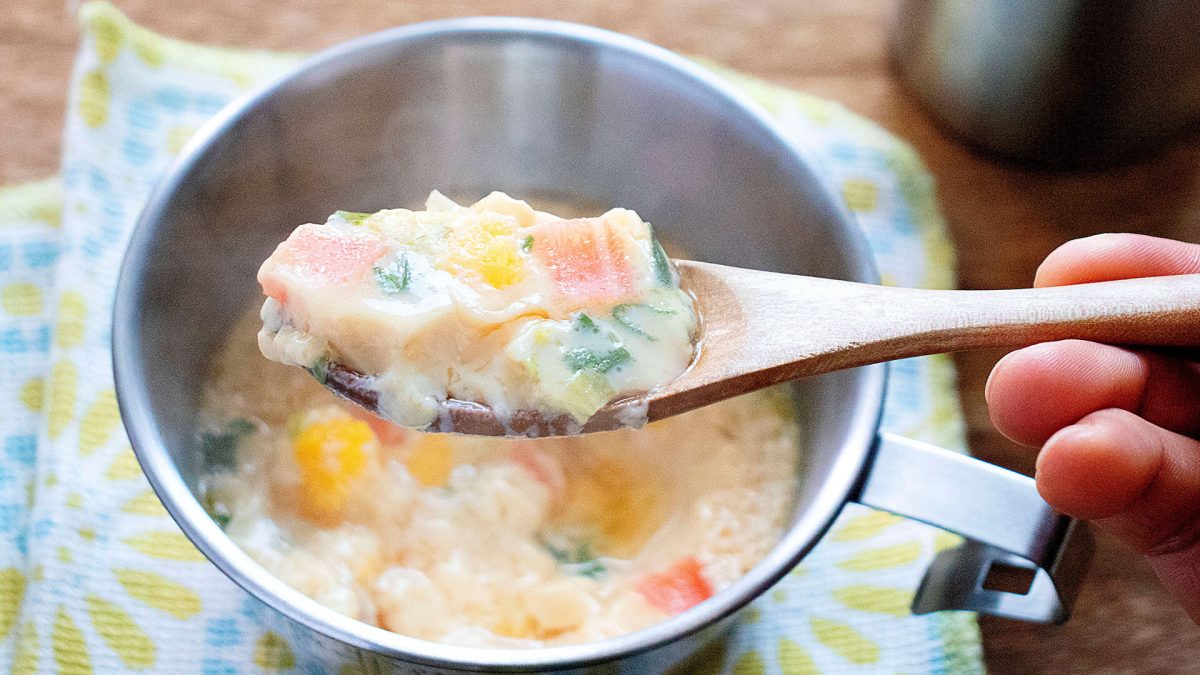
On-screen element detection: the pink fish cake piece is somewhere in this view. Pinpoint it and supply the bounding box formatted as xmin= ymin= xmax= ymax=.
xmin=532 ymin=216 xmax=638 ymax=306
xmin=259 ymin=223 xmax=388 ymax=303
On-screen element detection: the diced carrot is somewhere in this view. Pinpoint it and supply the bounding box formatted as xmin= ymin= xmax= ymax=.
xmin=533 ymin=217 xmax=635 ymax=304
xmin=510 ymin=442 xmax=565 ymax=501
xmin=364 ymin=415 xmax=407 ymax=445
xmin=259 ymin=223 xmax=386 ymax=300
xmin=635 ymin=557 xmax=714 ymax=614
xmin=342 ymin=402 xmax=408 ymax=445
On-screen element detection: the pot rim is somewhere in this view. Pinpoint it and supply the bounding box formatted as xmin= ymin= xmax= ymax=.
xmin=113 ymin=16 xmax=886 ymax=671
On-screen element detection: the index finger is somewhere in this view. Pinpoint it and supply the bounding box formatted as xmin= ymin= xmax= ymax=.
xmin=1035 ymin=233 xmax=1200 ymax=287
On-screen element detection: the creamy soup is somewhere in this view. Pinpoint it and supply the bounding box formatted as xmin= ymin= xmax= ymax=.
xmin=257 ymin=192 xmax=699 ymax=433
xmin=200 ymin=307 xmax=800 ymax=647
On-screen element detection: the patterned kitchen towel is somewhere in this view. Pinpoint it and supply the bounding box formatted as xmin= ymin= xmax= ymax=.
xmin=0 ymin=2 xmax=981 ymax=673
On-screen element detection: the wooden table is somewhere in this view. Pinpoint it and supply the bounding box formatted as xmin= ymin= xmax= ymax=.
xmin=5 ymin=0 xmax=1199 ymax=671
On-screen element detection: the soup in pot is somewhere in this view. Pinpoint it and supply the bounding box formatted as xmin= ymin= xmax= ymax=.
xmin=200 ymin=306 xmax=800 ymax=647
xmin=200 ymin=194 xmax=800 ymax=647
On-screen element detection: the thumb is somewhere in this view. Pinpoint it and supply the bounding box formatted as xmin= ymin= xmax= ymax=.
xmin=1036 ymin=408 xmax=1200 ymax=622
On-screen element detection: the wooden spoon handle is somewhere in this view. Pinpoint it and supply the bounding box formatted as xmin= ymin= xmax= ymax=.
xmin=649 ymin=264 xmax=1200 ymax=422
xmin=841 ymin=272 xmax=1200 ymax=361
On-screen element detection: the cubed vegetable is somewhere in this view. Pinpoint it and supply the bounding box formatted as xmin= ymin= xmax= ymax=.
xmin=564 ymin=458 xmax=663 ymax=556
xmin=533 ymin=217 xmax=636 ymax=304
xmin=259 ymin=223 xmax=387 ymax=302
xmin=440 ymin=215 xmax=526 ymax=288
xmin=405 ymin=435 xmax=455 ymax=487
xmin=556 ymin=372 xmax=616 ymax=424
xmin=293 ymin=416 xmax=377 ymax=524
xmin=635 ymin=557 xmax=713 ymax=614
xmin=511 ymin=443 xmax=565 ymax=500
xmin=343 ymin=403 xmax=408 ymax=445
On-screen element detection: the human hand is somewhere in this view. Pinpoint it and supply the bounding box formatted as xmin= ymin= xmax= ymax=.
xmin=984 ymin=233 xmax=1200 ymax=622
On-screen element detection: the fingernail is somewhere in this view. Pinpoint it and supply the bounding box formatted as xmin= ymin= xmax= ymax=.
xmin=984 ymin=355 xmax=1006 ymax=404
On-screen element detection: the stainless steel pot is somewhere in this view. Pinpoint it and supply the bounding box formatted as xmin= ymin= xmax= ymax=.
xmin=113 ymin=18 xmax=1091 ymax=674
xmin=890 ymin=1 xmax=1200 ymax=167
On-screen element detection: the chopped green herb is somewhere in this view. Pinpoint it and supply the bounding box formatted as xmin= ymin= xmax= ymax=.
xmin=374 ymin=255 xmax=412 ymax=295
xmin=333 ymin=210 xmax=372 ymax=226
xmin=521 ymin=234 xmax=534 ymax=252
xmin=647 ymin=223 xmax=673 ymax=285
xmin=199 ymin=418 xmax=256 ymax=470
xmin=203 ymin=492 xmax=233 ymax=528
xmin=572 ymin=560 xmax=606 ymax=579
xmin=227 ymin=418 xmax=256 ymax=437
xmin=544 ymin=541 xmax=573 ymax=564
xmin=574 ymin=312 xmax=600 ymax=333
xmin=308 ymin=355 xmax=331 ymax=385
xmin=565 ymin=346 xmax=632 ymax=374
xmin=612 ymin=303 xmax=676 ymax=340
xmin=541 ymin=537 xmax=607 ymax=578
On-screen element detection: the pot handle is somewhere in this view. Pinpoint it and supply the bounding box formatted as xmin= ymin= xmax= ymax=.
xmin=850 ymin=432 xmax=1093 ymax=623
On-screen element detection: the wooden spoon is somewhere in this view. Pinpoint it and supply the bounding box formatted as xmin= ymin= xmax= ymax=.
xmin=324 ymin=261 xmax=1200 ymax=437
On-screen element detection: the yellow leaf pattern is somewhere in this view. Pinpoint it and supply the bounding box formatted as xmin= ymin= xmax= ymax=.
xmin=0 ymin=567 xmax=26 ymax=638
xmin=934 ymin=530 xmax=962 ymax=552
xmin=106 ymin=446 xmax=143 ymax=480
xmin=19 ymin=376 xmax=44 ymax=412
xmin=87 ymin=595 xmax=156 ymax=668
xmin=56 ymin=291 xmax=87 ymax=348
xmin=123 ymin=531 xmax=207 ymax=562
xmin=12 ymin=621 xmax=39 ymax=675
xmin=837 ymin=541 xmax=923 ymax=572
xmin=2 ymin=283 xmax=44 ymax=316
xmin=132 ymin=33 xmax=166 ymax=67
xmin=47 ymin=359 xmax=79 ymax=440
xmin=254 ymin=631 xmax=297 ymax=671
xmin=78 ymin=389 xmax=121 ymax=455
xmin=831 ymin=585 xmax=914 ymax=616
xmin=810 ymin=617 xmax=881 ymax=664
xmin=115 ymin=569 xmax=203 ymax=619
xmin=122 ymin=490 xmax=168 ymax=516
xmin=52 ymin=607 xmax=93 ymax=674
xmin=829 ymin=510 xmax=902 ymax=542
xmin=777 ymin=637 xmax=820 ymax=675
xmin=87 ymin=9 xmax=124 ymax=64
xmin=166 ymin=125 xmax=197 ymax=155
xmin=841 ymin=178 xmax=879 ymax=212
xmin=732 ymin=649 xmax=767 ymax=675
xmin=78 ymin=69 xmax=111 ymax=129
